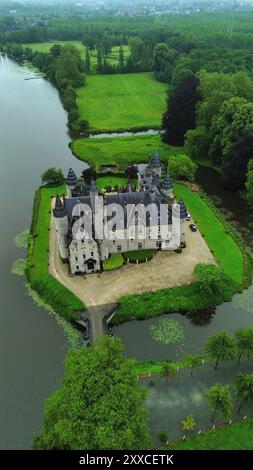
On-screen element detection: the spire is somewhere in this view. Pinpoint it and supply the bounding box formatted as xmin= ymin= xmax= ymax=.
xmin=174 ymin=200 xmax=188 ymax=220
xmin=89 ymin=179 xmax=98 ymax=193
xmin=151 ymin=152 xmax=161 ymax=169
xmin=66 ymin=168 xmax=78 ymax=187
xmin=163 ymin=173 xmax=173 ymax=191
xmin=53 ymin=195 xmax=67 ymax=218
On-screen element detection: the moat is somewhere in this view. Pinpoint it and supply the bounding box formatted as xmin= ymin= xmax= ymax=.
xmin=1 ymin=56 xmax=253 ymax=449
xmin=0 ymin=57 xmax=84 ymax=449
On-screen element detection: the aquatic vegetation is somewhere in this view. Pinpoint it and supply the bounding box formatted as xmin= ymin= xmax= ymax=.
xmin=14 ymin=229 xmax=29 ymax=248
xmin=25 ymin=283 xmax=82 ymax=348
xmin=233 ymin=286 xmax=253 ymax=314
xmin=150 ymin=318 xmax=185 ymax=345
xmin=11 ymin=258 xmax=25 ymax=276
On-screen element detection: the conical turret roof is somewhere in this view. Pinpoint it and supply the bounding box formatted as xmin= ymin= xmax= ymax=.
xmin=53 ymin=195 xmax=67 ymax=218
xmin=66 ymin=168 xmax=78 ymax=187
xmin=151 ymin=152 xmax=161 ymax=168
xmin=173 ymin=200 xmax=188 ymax=220
xmin=89 ymin=179 xmax=98 ymax=193
xmin=163 ymin=173 xmax=173 ymax=191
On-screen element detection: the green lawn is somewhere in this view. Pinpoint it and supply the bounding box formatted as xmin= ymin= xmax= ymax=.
xmin=96 ymin=176 xmax=128 ymax=190
xmin=23 ymin=41 xmax=85 ymax=56
xmin=22 ymin=42 xmax=130 ymax=69
xmin=72 ymin=134 xmax=182 ymax=170
xmin=26 ymin=185 xmax=85 ymax=320
xmin=174 ymin=183 xmax=243 ymax=283
xmin=76 ymin=72 xmax=168 ymax=131
xmin=103 ymin=253 xmax=124 ymax=271
xmin=169 ymin=419 xmax=253 ymax=450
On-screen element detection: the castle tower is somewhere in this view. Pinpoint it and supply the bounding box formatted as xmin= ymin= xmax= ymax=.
xmin=89 ymin=179 xmax=98 ymax=213
xmin=66 ymin=168 xmax=78 ymax=197
xmin=53 ymin=195 xmax=69 ymax=260
xmin=151 ymin=152 xmax=162 ymax=178
xmin=162 ymin=173 xmax=173 ymax=199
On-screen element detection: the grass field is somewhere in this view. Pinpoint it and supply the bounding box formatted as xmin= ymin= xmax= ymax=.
xmin=26 ymin=185 xmax=85 ymax=320
xmin=22 ymin=42 xmax=130 ymax=70
xmin=174 ymin=183 xmax=243 ymax=283
xmin=72 ymin=134 xmax=182 ymax=170
xmin=169 ymin=419 xmax=253 ymax=450
xmin=76 ymin=72 xmax=168 ymax=131
xmin=96 ymin=176 xmax=128 ymax=190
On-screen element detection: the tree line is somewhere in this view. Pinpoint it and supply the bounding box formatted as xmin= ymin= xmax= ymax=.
xmin=3 ymin=42 xmax=88 ymax=133
xmin=162 ymin=69 xmax=253 ymax=207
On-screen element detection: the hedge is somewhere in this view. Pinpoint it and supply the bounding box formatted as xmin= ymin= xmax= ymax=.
xmin=123 ymin=249 xmax=156 ymax=263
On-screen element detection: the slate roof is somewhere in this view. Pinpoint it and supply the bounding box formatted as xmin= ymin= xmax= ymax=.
xmin=66 ymin=168 xmax=78 ymax=187
xmin=163 ymin=174 xmax=173 ymax=191
xmin=53 ymin=195 xmax=67 ymax=218
xmin=173 ymin=200 xmax=188 ymax=220
xmin=151 ymin=153 xmax=161 ymax=169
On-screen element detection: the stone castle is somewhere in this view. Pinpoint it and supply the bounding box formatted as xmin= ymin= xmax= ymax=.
xmin=53 ymin=154 xmax=188 ymax=275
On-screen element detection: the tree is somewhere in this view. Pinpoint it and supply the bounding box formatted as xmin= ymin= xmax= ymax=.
xmin=168 ymin=154 xmax=197 ymax=182
xmin=246 ymin=159 xmax=253 ymax=207
xmin=205 ymin=384 xmax=233 ymax=422
xmin=118 ymin=45 xmax=124 ymax=71
xmin=160 ymin=362 xmax=177 ymax=382
xmin=205 ymin=330 xmax=237 ymax=370
xmin=82 ymin=168 xmax=97 ymax=184
xmin=128 ymin=36 xmax=143 ymax=64
xmin=85 ymin=47 xmax=90 ymax=72
xmin=96 ymin=47 xmax=103 ymax=73
xmin=181 ymin=414 xmax=197 ymax=433
xmin=221 ymin=130 xmax=253 ymax=190
xmin=194 ymin=264 xmax=225 ymax=295
xmin=184 ymin=354 xmax=202 ymax=376
xmin=153 ymin=43 xmax=174 ymax=81
xmin=235 ymin=327 xmax=253 ymax=364
xmin=41 ymin=168 xmax=64 ymax=186
xmin=50 ymin=44 xmax=62 ymax=58
xmin=185 ymin=127 xmax=211 ymax=161
xmin=209 ymin=97 xmax=253 ymax=164
xmin=125 ymin=165 xmax=138 ymax=181
xmin=162 ymin=75 xmax=200 ymax=146
xmin=33 ymin=337 xmax=151 ymax=450
xmin=233 ymin=373 xmax=253 ymax=414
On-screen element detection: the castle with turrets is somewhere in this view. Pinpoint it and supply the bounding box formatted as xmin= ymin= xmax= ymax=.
xmin=53 ymin=154 xmax=188 ymax=275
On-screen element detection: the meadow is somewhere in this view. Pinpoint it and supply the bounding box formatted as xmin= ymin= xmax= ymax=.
xmin=22 ymin=42 xmax=130 ymax=70
xmin=169 ymin=419 xmax=253 ymax=450
xmin=72 ymin=134 xmax=182 ymax=170
xmin=76 ymin=72 xmax=168 ymax=131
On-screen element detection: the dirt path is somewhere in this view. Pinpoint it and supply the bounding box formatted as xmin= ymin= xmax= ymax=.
xmin=49 ymin=202 xmax=215 ymax=341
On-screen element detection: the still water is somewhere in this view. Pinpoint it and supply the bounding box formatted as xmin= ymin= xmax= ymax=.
xmin=0 ymin=57 xmax=85 ymax=449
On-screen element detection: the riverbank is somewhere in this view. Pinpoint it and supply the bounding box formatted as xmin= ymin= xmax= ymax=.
xmin=26 ymin=186 xmax=85 ymax=321
xmin=71 ymin=134 xmax=182 ymax=170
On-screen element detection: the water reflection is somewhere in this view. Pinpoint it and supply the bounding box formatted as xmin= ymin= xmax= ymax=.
xmin=183 ymin=309 xmax=216 ymax=326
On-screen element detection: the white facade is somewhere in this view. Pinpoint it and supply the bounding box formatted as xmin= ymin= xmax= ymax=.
xmin=53 ymin=160 xmax=187 ymax=275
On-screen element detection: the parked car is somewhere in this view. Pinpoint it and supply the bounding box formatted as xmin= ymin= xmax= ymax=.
xmin=190 ymin=223 xmax=197 ymax=232
xmin=186 ymin=212 xmax=191 ymax=221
